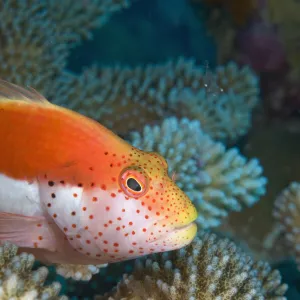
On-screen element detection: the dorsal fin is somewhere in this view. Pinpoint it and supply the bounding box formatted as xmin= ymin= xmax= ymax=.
xmin=0 ymin=79 xmax=50 ymax=104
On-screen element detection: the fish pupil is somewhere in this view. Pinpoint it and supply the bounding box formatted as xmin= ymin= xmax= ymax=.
xmin=127 ymin=178 xmax=142 ymax=192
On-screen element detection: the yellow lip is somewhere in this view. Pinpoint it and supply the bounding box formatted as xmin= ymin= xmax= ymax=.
xmin=174 ymin=221 xmax=197 ymax=232
xmin=149 ymin=221 xmax=197 ymax=244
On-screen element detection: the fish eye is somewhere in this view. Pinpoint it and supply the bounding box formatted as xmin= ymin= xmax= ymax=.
xmin=119 ymin=167 xmax=148 ymax=197
xmin=126 ymin=177 xmax=142 ymax=192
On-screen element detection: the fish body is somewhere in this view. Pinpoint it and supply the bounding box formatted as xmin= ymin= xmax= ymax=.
xmin=0 ymin=80 xmax=197 ymax=265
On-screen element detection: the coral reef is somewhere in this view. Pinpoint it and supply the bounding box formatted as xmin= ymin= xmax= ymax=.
xmin=273 ymin=182 xmax=300 ymax=270
xmin=0 ymin=0 xmax=130 ymax=96
xmin=0 ymin=0 xmax=296 ymax=298
xmin=0 ymin=1 xmax=68 ymax=93
xmin=98 ymin=232 xmax=288 ymax=299
xmin=53 ymin=58 xmax=259 ymax=142
xmin=128 ymin=117 xmax=267 ymax=228
xmin=46 ymin=0 xmax=131 ymax=46
xmin=0 ymin=242 xmax=66 ymax=299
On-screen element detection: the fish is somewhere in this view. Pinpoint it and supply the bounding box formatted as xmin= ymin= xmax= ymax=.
xmin=0 ymin=80 xmax=197 ymax=266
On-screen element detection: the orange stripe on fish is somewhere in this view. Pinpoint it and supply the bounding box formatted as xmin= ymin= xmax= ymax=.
xmin=0 ymin=80 xmax=197 ymax=266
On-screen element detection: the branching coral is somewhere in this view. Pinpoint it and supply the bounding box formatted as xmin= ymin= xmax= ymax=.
xmin=47 ymin=0 xmax=131 ymax=46
xmin=0 ymin=242 xmax=67 ymax=299
xmin=54 ymin=58 xmax=259 ymax=142
xmin=273 ymin=182 xmax=300 ymax=270
xmin=98 ymin=232 xmax=288 ymax=299
xmin=0 ymin=0 xmax=131 ymax=96
xmin=55 ymin=262 xmax=108 ymax=281
xmin=128 ymin=117 xmax=267 ymax=228
xmin=0 ymin=1 xmax=68 ymax=94
xmin=168 ymin=62 xmax=259 ymax=141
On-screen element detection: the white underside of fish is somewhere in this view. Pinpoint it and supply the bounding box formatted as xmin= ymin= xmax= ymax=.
xmin=0 ymin=173 xmax=43 ymax=216
xmin=0 ymin=173 xmax=100 ymax=265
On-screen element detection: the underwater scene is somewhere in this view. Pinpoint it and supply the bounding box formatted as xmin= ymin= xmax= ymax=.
xmin=0 ymin=0 xmax=300 ymax=299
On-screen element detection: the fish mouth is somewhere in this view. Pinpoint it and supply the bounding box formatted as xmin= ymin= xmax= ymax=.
xmin=148 ymin=221 xmax=197 ymax=244
xmin=174 ymin=221 xmax=196 ymax=232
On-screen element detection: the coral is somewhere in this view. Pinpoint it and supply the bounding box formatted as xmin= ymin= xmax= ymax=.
xmin=273 ymin=182 xmax=300 ymax=270
xmin=0 ymin=242 xmax=67 ymax=299
xmin=0 ymin=0 xmax=131 ymax=96
xmin=168 ymin=62 xmax=259 ymax=141
xmin=98 ymin=232 xmax=288 ymax=299
xmin=47 ymin=0 xmax=131 ymax=46
xmin=0 ymin=1 xmax=68 ymax=94
xmin=49 ymin=68 xmax=106 ymax=112
xmin=128 ymin=117 xmax=267 ymax=229
xmin=55 ymin=58 xmax=259 ymax=142
xmin=55 ymin=263 xmax=108 ymax=281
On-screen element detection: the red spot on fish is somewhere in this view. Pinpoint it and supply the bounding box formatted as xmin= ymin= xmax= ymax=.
xmin=116 ymin=227 xmax=121 ymax=231
xmin=47 ymin=203 xmax=51 ymax=207
xmin=132 ymin=231 xmax=135 ymax=235
xmin=73 ymin=193 xmax=78 ymax=198
xmin=122 ymin=209 xmax=125 ymax=212
xmin=89 ymin=215 xmax=94 ymax=219
xmin=53 ymin=214 xmax=57 ymax=218
xmin=111 ymin=193 xmax=116 ymax=198
xmin=106 ymin=206 xmax=110 ymax=211
xmin=76 ymin=234 xmax=81 ymax=238
xmin=84 ymin=226 xmax=89 ymax=230
xmin=136 ymin=210 xmax=140 ymax=213
xmin=101 ymin=184 xmax=106 ymax=190
xmin=129 ymin=222 xmax=133 ymax=226
xmin=92 ymin=197 xmax=98 ymax=202
xmin=117 ymin=217 xmax=122 ymax=220
xmin=63 ymin=227 xmax=68 ymax=232
xmin=129 ymin=250 xmax=134 ymax=253
xmin=72 ymin=224 xmax=76 ymax=228
xmin=145 ymin=215 xmax=149 ymax=219
xmin=71 ymin=211 xmax=76 ymax=216
xmin=37 ymin=224 xmax=42 ymax=227
xmin=34 ymin=242 xmax=38 ymax=248
xmin=103 ymin=240 xmax=108 ymax=244
xmin=82 ymin=207 xmax=87 ymax=211
xmin=142 ymin=228 xmax=147 ymax=232
xmin=112 ymin=177 xmax=116 ymax=182
xmin=98 ymin=232 xmax=103 ymax=236
xmin=38 ymin=236 xmax=43 ymax=240
xmin=113 ymin=243 xmax=119 ymax=247
xmin=86 ymin=240 xmax=91 ymax=244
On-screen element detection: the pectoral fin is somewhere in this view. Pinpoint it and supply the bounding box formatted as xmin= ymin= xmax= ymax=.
xmin=0 ymin=212 xmax=61 ymax=251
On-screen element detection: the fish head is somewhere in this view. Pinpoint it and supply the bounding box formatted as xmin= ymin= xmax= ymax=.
xmin=75 ymin=147 xmax=197 ymax=263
